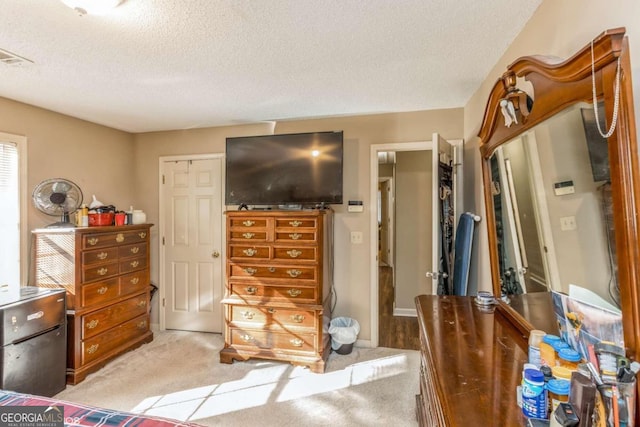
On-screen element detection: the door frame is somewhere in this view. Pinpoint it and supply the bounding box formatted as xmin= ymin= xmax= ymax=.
xmin=158 ymin=153 xmax=225 ymax=331
xmin=369 ymin=139 xmax=463 ymax=348
xmin=377 ymin=176 xmax=394 ymax=268
xmin=370 ymin=141 xmax=430 ymax=349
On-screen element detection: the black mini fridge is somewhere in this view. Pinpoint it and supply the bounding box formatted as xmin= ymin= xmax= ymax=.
xmin=0 ymin=286 xmax=66 ymax=396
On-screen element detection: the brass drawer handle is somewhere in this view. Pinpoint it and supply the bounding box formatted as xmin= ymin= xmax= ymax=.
xmin=137 ymin=300 xmax=147 ymax=307
xmin=287 ymin=288 xmax=302 ymax=297
xmin=289 ymin=220 xmax=302 ymax=227
xmin=268 ymin=267 xmax=276 ymax=273
xmin=88 ymin=237 xmax=99 ymax=246
xmin=97 ymin=252 xmax=108 ymax=260
xmin=240 ymin=334 xmax=254 ymax=342
xmin=242 ymin=248 xmax=257 ymax=257
xmin=87 ymin=344 xmax=99 ymax=354
xmin=245 ymin=286 xmax=258 ymax=295
xmin=291 ymin=314 xmax=304 ymax=323
xmin=243 ymin=267 xmax=257 ymax=276
xmin=97 ymin=286 xmax=108 ymax=295
xmin=242 ymin=232 xmax=255 ymax=239
xmin=130 ymin=277 xmax=140 ymax=285
xmin=116 ymin=233 xmax=125 ymax=243
xmin=241 ymin=310 xmax=255 ymax=320
xmin=138 ymin=232 xmax=147 ymax=239
xmin=287 ymin=269 xmax=302 ymax=278
xmin=130 ymin=260 xmax=140 ymax=268
xmin=290 ymin=338 xmax=303 ymax=347
xmin=97 ymin=267 xmax=108 ymax=276
xmin=242 ymin=220 xmax=255 ymax=226
xmin=289 ymin=233 xmax=302 ymax=240
xmin=130 ymin=247 xmax=140 ymax=254
xmin=137 ymin=321 xmax=147 ymax=329
xmin=287 ymin=249 xmax=302 ymax=258
xmin=267 ymin=308 xmax=276 ymax=314
xmin=86 ymin=319 xmax=99 ymax=329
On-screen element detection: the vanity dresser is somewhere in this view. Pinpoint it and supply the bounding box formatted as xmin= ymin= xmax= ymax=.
xmin=31 ymin=224 xmax=153 ymax=384
xmin=416 ymin=28 xmax=640 ymax=426
xmin=220 ymin=209 xmax=333 ymax=373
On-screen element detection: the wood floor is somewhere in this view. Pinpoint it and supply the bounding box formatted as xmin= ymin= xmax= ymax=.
xmin=378 ymin=265 xmax=420 ymax=350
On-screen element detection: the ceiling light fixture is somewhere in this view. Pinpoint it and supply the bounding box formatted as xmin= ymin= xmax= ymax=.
xmin=60 ymin=0 xmax=124 ymax=16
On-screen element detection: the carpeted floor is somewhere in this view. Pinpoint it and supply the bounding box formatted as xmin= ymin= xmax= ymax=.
xmin=55 ymin=330 xmax=420 ymax=426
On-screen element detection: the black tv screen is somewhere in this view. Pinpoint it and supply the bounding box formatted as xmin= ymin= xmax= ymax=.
xmin=225 ymin=131 xmax=343 ymax=206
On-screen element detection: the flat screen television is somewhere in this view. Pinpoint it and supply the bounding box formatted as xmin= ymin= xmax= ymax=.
xmin=225 ymin=131 xmax=343 ymax=207
xmin=581 ymin=103 xmax=610 ymax=182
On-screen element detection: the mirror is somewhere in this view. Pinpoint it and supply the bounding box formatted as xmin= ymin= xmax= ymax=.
xmin=478 ymin=28 xmax=640 ymax=361
xmin=489 ymin=101 xmax=617 ymax=301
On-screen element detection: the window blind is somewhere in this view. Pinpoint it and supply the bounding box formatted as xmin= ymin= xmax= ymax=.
xmin=0 ymin=141 xmax=19 ymax=286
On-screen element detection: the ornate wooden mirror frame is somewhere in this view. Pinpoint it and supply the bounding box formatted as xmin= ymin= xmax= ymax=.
xmin=478 ymin=27 xmax=640 ymax=361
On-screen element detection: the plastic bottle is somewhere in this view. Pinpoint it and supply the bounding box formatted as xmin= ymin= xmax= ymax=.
xmin=557 ymin=348 xmax=582 ymax=371
xmin=80 ymin=204 xmax=88 ymax=227
xmin=540 ymin=335 xmax=561 ymax=367
xmin=528 ymin=330 xmax=546 ymax=368
xmin=551 ymin=365 xmax=572 ymax=381
xmin=522 ymin=368 xmax=548 ymax=419
xmin=132 ymin=209 xmax=146 ymax=225
xmin=551 ymin=341 xmax=570 ymax=365
xmin=547 ymin=379 xmax=570 ymax=415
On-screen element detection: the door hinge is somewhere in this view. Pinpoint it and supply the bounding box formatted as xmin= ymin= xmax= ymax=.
xmin=162 ymin=236 xmax=165 ymax=245
xmin=162 ymin=175 xmax=165 ymax=184
xmin=162 ymin=298 xmax=165 ymax=307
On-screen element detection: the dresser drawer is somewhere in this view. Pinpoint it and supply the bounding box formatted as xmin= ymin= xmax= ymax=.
xmin=229 ymin=282 xmax=317 ymax=302
xmin=274 ymin=231 xmax=317 ymax=242
xmin=118 ymin=243 xmax=147 ymax=259
xmin=82 ymin=230 xmax=148 ymax=250
xmin=229 ymin=264 xmax=316 ymax=281
xmin=273 ymin=246 xmax=317 ymax=262
xmin=229 ymin=230 xmax=268 ymax=241
xmin=82 ymin=247 xmax=119 ymax=266
xmin=229 ymin=328 xmax=315 ymax=352
xmin=119 ymin=256 xmax=147 ymax=274
xmin=228 ymin=245 xmax=271 ymax=260
xmin=119 ymin=270 xmax=149 ymax=296
xmin=81 ymin=293 xmax=149 ymax=339
xmin=274 ymin=218 xmax=317 ymax=229
xmin=229 ymin=305 xmax=316 ymax=329
xmin=81 ymin=314 xmax=149 ymax=365
xmin=81 ymin=278 xmax=119 ymax=308
xmin=82 ymin=261 xmax=119 ymax=283
xmin=229 ymin=217 xmax=269 ymax=228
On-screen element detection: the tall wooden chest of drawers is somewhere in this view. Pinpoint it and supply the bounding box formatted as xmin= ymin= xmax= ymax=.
xmin=31 ymin=224 xmax=154 ymax=384
xmin=220 ymin=210 xmax=333 ymax=373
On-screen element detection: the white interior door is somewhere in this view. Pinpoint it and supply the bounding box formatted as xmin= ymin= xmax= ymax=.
xmin=429 ymin=133 xmax=459 ymax=295
xmin=161 ymin=157 xmax=223 ymax=332
xmin=378 ymin=178 xmax=394 ymax=267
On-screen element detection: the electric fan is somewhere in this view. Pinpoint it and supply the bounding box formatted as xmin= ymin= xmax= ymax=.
xmin=32 ymin=178 xmax=83 ymax=227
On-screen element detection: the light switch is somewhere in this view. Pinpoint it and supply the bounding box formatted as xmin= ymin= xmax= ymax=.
xmin=350 ymin=231 xmax=363 ymax=244
xmin=560 ymin=216 xmax=577 ymax=231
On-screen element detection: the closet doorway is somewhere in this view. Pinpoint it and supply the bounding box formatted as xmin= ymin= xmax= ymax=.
xmin=370 ymin=135 xmax=462 ymax=349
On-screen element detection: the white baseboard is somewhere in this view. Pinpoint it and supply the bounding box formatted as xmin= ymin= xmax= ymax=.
xmin=393 ymin=308 xmax=417 ymax=317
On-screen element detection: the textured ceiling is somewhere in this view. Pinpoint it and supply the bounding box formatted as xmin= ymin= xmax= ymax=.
xmin=0 ymin=0 xmax=542 ymax=133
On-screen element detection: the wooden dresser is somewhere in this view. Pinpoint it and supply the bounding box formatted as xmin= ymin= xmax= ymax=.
xmin=220 ymin=209 xmax=333 ymax=373
xmin=31 ymin=224 xmax=154 ymax=384
xmin=415 ymin=295 xmax=534 ymax=426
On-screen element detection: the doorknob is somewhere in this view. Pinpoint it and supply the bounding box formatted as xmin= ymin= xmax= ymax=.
xmin=212 ymin=250 xmax=220 ymax=258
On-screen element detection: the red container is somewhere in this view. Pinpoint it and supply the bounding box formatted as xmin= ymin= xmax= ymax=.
xmin=88 ymin=212 xmax=114 ymax=226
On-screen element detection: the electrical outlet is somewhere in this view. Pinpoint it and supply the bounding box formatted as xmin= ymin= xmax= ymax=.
xmin=350 ymin=231 xmax=363 ymax=244
xmin=560 ymin=216 xmax=577 ymax=231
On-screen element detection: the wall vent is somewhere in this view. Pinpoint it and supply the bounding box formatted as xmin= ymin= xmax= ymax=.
xmin=0 ymin=48 xmax=33 ymax=66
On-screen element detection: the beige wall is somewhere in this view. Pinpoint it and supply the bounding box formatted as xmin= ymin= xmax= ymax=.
xmin=395 ymin=150 xmax=432 ymax=310
xmin=134 ymin=109 xmax=463 ymax=341
xmin=0 ymin=96 xmax=135 ymax=285
xmin=463 ymin=0 xmax=640 ymax=293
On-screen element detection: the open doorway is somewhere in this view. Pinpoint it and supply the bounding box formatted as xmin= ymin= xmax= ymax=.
xmin=370 ymin=137 xmax=462 ymax=349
